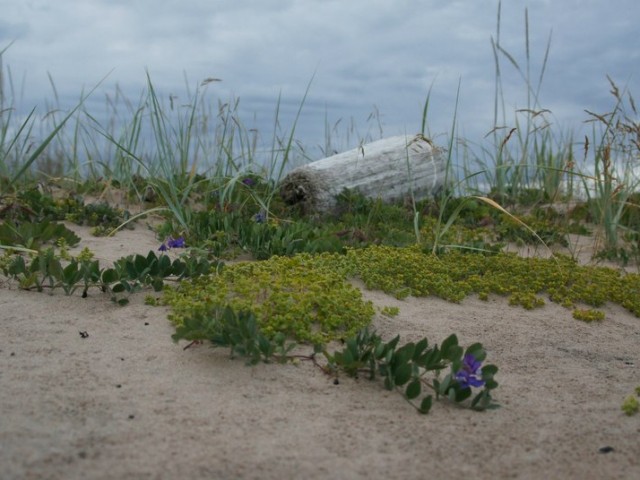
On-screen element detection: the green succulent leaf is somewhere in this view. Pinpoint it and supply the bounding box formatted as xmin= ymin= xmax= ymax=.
xmin=101 ymin=268 xmax=118 ymax=284
xmin=133 ymin=254 xmax=149 ymax=275
xmin=419 ymin=396 xmax=433 ymax=414
xmin=454 ymin=386 xmax=472 ymax=402
xmin=158 ymin=254 xmax=171 ymax=273
xmin=464 ymin=342 xmax=486 ymax=361
xmin=440 ymin=334 xmax=459 ymax=356
xmin=482 ymin=364 xmax=499 ymax=379
xmin=484 ymin=379 xmax=499 ymax=390
xmin=405 ymin=379 xmax=422 ymax=399
xmin=394 ymin=343 xmax=416 ymax=365
xmin=413 ymin=338 xmax=429 ymax=361
xmin=386 ymin=335 xmax=401 ymax=351
xmin=393 ymin=362 xmax=412 ymax=386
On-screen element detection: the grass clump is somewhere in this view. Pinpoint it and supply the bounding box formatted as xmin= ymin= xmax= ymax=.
xmin=1 ymin=186 xmax=133 ymax=235
xmin=495 ymin=212 xmax=569 ymax=247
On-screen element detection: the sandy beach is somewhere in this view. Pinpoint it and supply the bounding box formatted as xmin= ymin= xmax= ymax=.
xmin=1 ymin=223 xmax=639 ymax=479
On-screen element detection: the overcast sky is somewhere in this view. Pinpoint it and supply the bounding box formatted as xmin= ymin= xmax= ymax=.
xmin=1 ymin=0 xmax=639 ymax=161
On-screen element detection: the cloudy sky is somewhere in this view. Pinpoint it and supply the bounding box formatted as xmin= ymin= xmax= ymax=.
xmin=1 ymin=0 xmax=639 ymax=161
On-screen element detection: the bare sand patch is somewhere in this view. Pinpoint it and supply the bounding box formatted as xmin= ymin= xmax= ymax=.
xmin=1 ymin=226 xmax=639 ymax=479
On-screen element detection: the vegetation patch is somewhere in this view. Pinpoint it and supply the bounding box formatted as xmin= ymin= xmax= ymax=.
xmin=346 ymin=245 xmax=640 ymax=318
xmin=0 ymin=219 xmax=80 ymax=250
xmin=164 ymin=245 xmax=640 ymax=348
xmin=1 ymin=187 xmax=133 ymax=236
xmin=163 ymin=253 xmax=375 ymax=344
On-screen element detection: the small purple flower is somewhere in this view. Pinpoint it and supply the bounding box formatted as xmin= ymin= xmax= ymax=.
xmin=242 ymin=177 xmax=255 ymax=187
xmin=455 ymin=354 xmax=485 ymax=390
xmin=254 ymin=211 xmax=266 ymax=223
xmin=167 ymin=236 xmax=186 ymax=248
xmin=158 ymin=236 xmax=186 ymax=251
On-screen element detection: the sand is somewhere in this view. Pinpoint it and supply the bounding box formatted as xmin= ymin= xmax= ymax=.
xmin=1 ymin=223 xmax=639 ymax=479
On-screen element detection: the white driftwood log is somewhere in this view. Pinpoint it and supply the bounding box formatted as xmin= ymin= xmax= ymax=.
xmin=279 ymin=134 xmax=447 ymax=213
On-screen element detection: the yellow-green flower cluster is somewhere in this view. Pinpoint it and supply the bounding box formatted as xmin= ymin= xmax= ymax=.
xmin=163 ymin=253 xmax=374 ymax=344
xmin=572 ymin=308 xmax=606 ymax=322
xmin=345 ymin=245 xmax=640 ymax=319
xmin=621 ymin=394 xmax=639 ymax=416
xmin=163 ymin=244 xmax=640 ymax=346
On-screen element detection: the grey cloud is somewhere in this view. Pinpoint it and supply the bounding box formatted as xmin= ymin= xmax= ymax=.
xmin=1 ymin=0 xmax=638 ymax=156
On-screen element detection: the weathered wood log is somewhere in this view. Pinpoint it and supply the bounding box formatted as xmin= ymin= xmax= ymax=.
xmin=279 ymin=134 xmax=447 ymax=213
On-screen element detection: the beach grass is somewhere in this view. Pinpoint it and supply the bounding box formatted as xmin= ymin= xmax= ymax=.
xmin=0 ymin=0 xmax=638 ymax=265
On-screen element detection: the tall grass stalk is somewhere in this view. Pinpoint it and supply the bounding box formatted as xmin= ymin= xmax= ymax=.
xmin=581 ymin=77 xmax=640 ymax=252
xmin=0 ymin=46 xmax=106 ymax=189
xmin=86 ymin=72 xmax=315 ymax=234
xmin=401 ymin=83 xmax=438 ymax=245
xmin=427 ymin=80 xmax=534 ymax=254
xmin=90 ymin=72 xmax=209 ymax=232
xmin=221 ymin=76 xmax=315 ymax=221
xmin=473 ymin=0 xmax=560 ymax=202
xmin=431 ymin=79 xmax=463 ymax=253
xmin=431 ymin=58 xmax=555 ymax=255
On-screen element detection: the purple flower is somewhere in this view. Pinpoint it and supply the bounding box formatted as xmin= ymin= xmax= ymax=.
xmin=158 ymin=236 xmax=186 ymax=251
xmin=167 ymin=236 xmax=186 ymax=248
xmin=455 ymin=354 xmax=485 ymax=390
xmin=254 ymin=211 xmax=266 ymax=223
xmin=242 ymin=177 xmax=255 ymax=187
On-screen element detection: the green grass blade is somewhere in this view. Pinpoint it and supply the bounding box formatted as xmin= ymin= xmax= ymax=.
xmin=9 ymin=72 xmax=110 ymax=184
